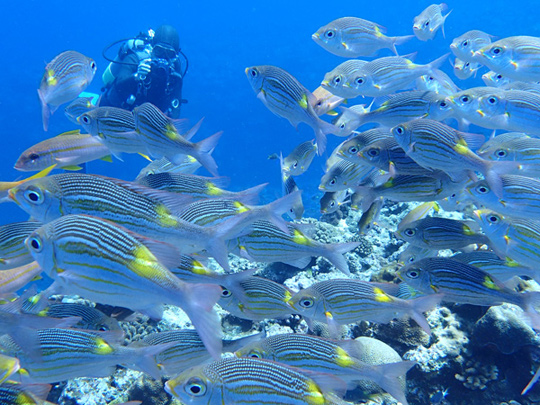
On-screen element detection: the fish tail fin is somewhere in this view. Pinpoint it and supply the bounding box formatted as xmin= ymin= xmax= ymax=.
xmin=181 ymin=283 xmax=223 ymax=359
xmin=520 ymin=291 xmax=540 ymax=331
xmin=484 ymin=160 xmax=520 ymax=198
xmin=193 ymin=131 xmax=223 ymax=176
xmin=357 ymin=361 xmax=415 ymax=405
xmin=37 ymin=89 xmax=50 ymax=132
xmin=315 ymin=118 xmax=337 ymax=155
xmin=407 ymin=293 xmax=442 ymax=334
xmin=232 ymin=183 xmax=268 ymax=205
xmin=207 ymin=212 xmax=256 ymax=271
xmin=441 ymin=9 xmax=453 ymax=39
xmin=259 ymin=190 xmax=300 ymax=233
xmin=130 ymin=342 xmax=177 ymax=380
xmin=523 ymin=365 xmax=540 ymax=395
xmin=322 ymin=241 xmax=360 ymax=275
xmin=390 ymin=35 xmax=415 ymax=56
xmin=428 ymin=53 xmax=450 ymax=77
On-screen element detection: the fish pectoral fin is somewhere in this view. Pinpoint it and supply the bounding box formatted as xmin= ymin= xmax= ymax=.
xmin=59 ymin=165 xmax=83 ymax=171
xmin=325 ymin=311 xmax=341 ymax=339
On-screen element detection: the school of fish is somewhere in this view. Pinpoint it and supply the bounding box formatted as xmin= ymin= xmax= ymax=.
xmin=4 ymin=3 xmax=540 ymax=404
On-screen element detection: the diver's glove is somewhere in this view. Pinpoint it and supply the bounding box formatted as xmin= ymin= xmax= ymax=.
xmin=136 ymin=59 xmax=152 ymax=80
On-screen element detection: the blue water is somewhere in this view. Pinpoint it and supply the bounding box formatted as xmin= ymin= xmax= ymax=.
xmin=2 ymin=0 xmax=538 ymax=224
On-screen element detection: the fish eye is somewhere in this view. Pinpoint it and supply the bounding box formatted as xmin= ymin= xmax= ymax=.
xmin=367 ymin=148 xmax=379 ymax=157
xmin=491 ymin=47 xmax=503 ymax=55
xmin=461 ymin=40 xmax=469 ymax=47
xmin=324 ymin=29 xmax=335 ymax=39
xmin=248 ymin=350 xmax=262 ymax=359
xmin=29 ymin=153 xmax=40 ymax=161
xmin=24 ymin=187 xmax=44 ymax=205
xmin=439 ymin=101 xmax=448 ymax=108
xmin=487 ymin=96 xmax=498 ymax=105
xmin=496 ymin=74 xmax=503 ymax=80
xmin=459 ymin=95 xmax=470 ymax=104
xmin=424 ymin=21 xmax=430 ymax=27
xmin=329 ymin=178 xmax=337 ymax=185
xmin=292 ymin=162 xmax=298 ymax=168
xmin=475 ymin=185 xmax=490 ymax=194
xmin=80 ymin=114 xmax=91 ymax=125
xmin=27 ymin=236 xmax=43 ymax=252
xmin=299 ymin=297 xmax=314 ymax=308
xmin=348 ymin=146 xmax=358 ymax=154
xmin=487 ymin=214 xmax=501 ymax=223
xmin=249 ymin=68 xmax=258 ymax=77
xmin=329 ymin=201 xmax=336 ymax=207
xmin=339 ymin=123 xmax=346 ymax=130
xmin=404 ymin=228 xmax=416 ymax=237
xmin=406 ymin=268 xmax=420 ymax=279
xmin=355 ymin=77 xmax=365 ymax=85
xmin=394 ymin=126 xmax=405 ymax=135
xmin=495 ymin=149 xmax=507 ymax=158
xmin=99 ymin=325 xmax=109 ymax=331
xmin=333 ymin=76 xmax=341 ymax=84
xmin=464 ymin=62 xmax=470 ymax=68
xmin=221 ymin=288 xmax=232 ymax=298
xmin=185 ymin=378 xmax=206 ymax=397
xmin=90 ymin=61 xmax=97 ymax=70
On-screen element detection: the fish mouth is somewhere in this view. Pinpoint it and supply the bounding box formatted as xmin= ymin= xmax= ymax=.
xmin=312 ymin=33 xmax=320 ymax=40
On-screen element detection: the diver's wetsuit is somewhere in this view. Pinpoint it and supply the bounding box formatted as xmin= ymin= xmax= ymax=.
xmin=100 ymin=38 xmax=184 ymax=118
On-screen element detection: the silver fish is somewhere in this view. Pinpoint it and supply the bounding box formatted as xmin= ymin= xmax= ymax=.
xmin=165 ymin=356 xmax=349 ymax=405
xmin=320 ymin=160 xmax=375 ymax=192
xmin=38 ymin=51 xmax=97 ymax=131
xmin=395 ymin=216 xmax=490 ymax=250
xmin=357 ymin=137 xmax=436 ymax=175
xmin=230 ymin=220 xmax=359 ymax=275
xmin=475 ymin=36 xmax=540 ymax=82
xmin=245 ymin=65 xmax=336 ymax=154
xmin=64 ymin=96 xmax=97 ymax=124
xmin=413 ymin=3 xmax=452 ymax=41
xmin=345 ymin=54 xmax=449 ymax=97
xmin=416 ymin=69 xmax=460 ymax=96
xmin=392 ymin=119 xmax=507 ymax=194
xmin=281 ymin=140 xmax=317 ymax=177
xmin=135 ymin=155 xmax=202 ymax=181
xmin=133 ymin=103 xmax=221 ymax=176
xmin=322 ymin=59 xmax=369 ymax=98
xmin=288 ymin=278 xmax=439 ymax=334
xmin=320 ymin=190 xmax=349 ymax=214
xmin=332 ymin=104 xmax=372 ymax=137
xmin=135 ymin=172 xmax=266 ymax=201
xmin=346 ymin=90 xmax=453 ymax=129
xmin=399 ymin=257 xmax=540 ymax=318
xmin=235 ymin=333 xmax=414 ymax=405
xmin=453 ymin=58 xmax=480 ymax=80
xmin=482 ymin=71 xmax=513 ymax=87
xmin=476 ymin=89 xmax=540 ymax=135
xmin=0 ymin=221 xmax=42 ymax=270
xmin=474 ymin=209 xmax=540 ymax=270
xmin=26 ymin=214 xmax=223 ymax=358
xmin=467 ymin=175 xmax=540 ymax=220
xmin=313 ymin=17 xmax=414 ymax=57
xmin=450 ymin=30 xmax=492 ymax=62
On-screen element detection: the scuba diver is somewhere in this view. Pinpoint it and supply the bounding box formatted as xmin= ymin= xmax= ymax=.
xmin=100 ymin=25 xmax=188 ymax=118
